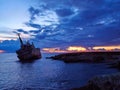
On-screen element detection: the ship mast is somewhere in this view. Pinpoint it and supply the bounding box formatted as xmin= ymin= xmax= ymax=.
xmin=18 ymin=33 xmax=23 ymax=46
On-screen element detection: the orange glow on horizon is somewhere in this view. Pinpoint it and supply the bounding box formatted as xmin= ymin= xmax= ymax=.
xmin=0 ymin=50 xmax=5 ymax=53
xmin=93 ymin=45 xmax=120 ymax=51
xmin=42 ymin=46 xmax=87 ymax=53
xmin=42 ymin=48 xmax=67 ymax=53
xmin=67 ymin=46 xmax=87 ymax=51
xmin=42 ymin=45 xmax=120 ymax=53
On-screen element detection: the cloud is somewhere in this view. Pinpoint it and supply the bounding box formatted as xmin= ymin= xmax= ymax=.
xmin=0 ymin=40 xmax=20 ymax=52
xmin=11 ymin=0 xmax=120 ymax=49
xmin=28 ymin=6 xmax=40 ymax=21
xmin=55 ymin=8 xmax=75 ymax=17
xmin=29 ymin=30 xmax=41 ymax=34
xmin=25 ymin=22 xmax=41 ymax=29
xmin=17 ymin=29 xmax=28 ymax=34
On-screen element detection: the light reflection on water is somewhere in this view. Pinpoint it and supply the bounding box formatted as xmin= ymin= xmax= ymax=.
xmin=0 ymin=53 xmax=118 ymax=90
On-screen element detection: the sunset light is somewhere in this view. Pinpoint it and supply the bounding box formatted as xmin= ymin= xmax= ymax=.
xmin=42 ymin=46 xmax=87 ymax=53
xmin=67 ymin=46 xmax=87 ymax=52
xmin=42 ymin=48 xmax=67 ymax=53
xmin=42 ymin=45 xmax=120 ymax=53
xmin=93 ymin=45 xmax=120 ymax=51
xmin=0 ymin=50 xmax=4 ymax=53
xmin=1 ymin=0 xmax=120 ymax=89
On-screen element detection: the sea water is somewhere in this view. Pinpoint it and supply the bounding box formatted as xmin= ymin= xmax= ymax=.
xmin=0 ymin=53 xmax=118 ymax=90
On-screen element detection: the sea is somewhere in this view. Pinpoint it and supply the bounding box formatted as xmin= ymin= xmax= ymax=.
xmin=0 ymin=53 xmax=118 ymax=90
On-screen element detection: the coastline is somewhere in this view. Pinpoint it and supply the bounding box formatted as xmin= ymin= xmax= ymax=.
xmin=48 ymin=51 xmax=120 ymax=63
xmin=72 ymin=72 xmax=120 ymax=90
xmin=48 ymin=51 xmax=120 ymax=90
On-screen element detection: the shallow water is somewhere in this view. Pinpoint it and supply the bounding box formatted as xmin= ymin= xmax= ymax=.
xmin=0 ymin=53 xmax=118 ymax=90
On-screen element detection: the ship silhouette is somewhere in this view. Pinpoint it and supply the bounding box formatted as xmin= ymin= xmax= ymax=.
xmin=16 ymin=34 xmax=41 ymax=61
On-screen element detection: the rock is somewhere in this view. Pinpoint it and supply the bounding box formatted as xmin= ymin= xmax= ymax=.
xmin=47 ymin=52 xmax=120 ymax=63
xmin=72 ymin=73 xmax=120 ymax=90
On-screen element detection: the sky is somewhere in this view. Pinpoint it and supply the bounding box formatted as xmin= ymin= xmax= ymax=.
xmin=0 ymin=0 xmax=120 ymax=52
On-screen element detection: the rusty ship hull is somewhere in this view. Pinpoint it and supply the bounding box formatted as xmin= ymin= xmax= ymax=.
xmin=16 ymin=34 xmax=41 ymax=61
xmin=16 ymin=48 xmax=41 ymax=61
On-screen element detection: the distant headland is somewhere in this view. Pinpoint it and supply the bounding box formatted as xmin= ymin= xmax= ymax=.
xmin=48 ymin=51 xmax=120 ymax=63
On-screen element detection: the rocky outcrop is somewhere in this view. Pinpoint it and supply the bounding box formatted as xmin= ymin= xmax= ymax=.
xmin=72 ymin=73 xmax=120 ymax=90
xmin=48 ymin=52 xmax=120 ymax=63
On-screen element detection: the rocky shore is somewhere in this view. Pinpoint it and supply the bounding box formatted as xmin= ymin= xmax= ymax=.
xmin=48 ymin=52 xmax=120 ymax=63
xmin=72 ymin=73 xmax=120 ymax=90
xmin=48 ymin=52 xmax=120 ymax=90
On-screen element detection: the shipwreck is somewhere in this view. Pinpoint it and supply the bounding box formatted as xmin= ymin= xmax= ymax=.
xmin=16 ymin=34 xmax=41 ymax=61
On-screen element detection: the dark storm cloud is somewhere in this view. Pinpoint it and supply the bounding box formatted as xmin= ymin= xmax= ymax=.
xmin=25 ymin=0 xmax=120 ymax=47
